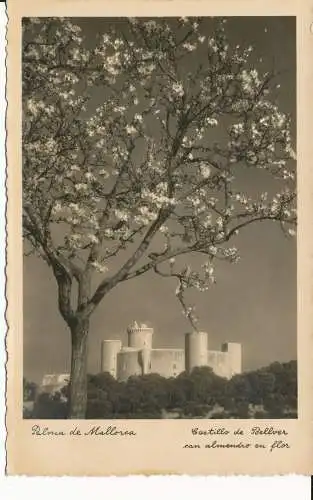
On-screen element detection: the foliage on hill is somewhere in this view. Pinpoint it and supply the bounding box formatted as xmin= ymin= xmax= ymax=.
xmin=24 ymin=360 xmax=297 ymax=419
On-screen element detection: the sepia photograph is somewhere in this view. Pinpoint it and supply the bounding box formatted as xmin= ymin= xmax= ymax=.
xmin=22 ymin=16 xmax=297 ymax=421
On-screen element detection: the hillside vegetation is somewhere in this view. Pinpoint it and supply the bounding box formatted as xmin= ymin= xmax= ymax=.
xmin=24 ymin=360 xmax=297 ymax=419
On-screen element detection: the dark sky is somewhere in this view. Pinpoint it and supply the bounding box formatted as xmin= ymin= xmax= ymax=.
xmin=23 ymin=17 xmax=296 ymax=383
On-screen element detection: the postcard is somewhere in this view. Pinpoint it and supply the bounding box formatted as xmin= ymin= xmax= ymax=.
xmin=5 ymin=0 xmax=313 ymax=475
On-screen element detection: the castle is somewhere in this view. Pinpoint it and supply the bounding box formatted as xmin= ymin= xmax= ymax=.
xmin=102 ymin=322 xmax=242 ymax=381
xmin=40 ymin=322 xmax=242 ymax=393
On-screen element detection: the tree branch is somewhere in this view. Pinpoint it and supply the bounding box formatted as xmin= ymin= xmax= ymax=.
xmin=82 ymin=207 xmax=172 ymax=317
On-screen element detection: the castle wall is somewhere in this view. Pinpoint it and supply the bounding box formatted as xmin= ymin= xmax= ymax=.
xmin=116 ymin=348 xmax=142 ymax=382
xmin=150 ymin=349 xmax=184 ymax=378
xmin=100 ymin=340 xmax=122 ymax=378
xmin=207 ymin=350 xmax=230 ymax=378
xmin=140 ymin=346 xmax=151 ymax=375
xmin=185 ymin=331 xmax=208 ymax=373
xmin=222 ymin=342 xmax=242 ymax=377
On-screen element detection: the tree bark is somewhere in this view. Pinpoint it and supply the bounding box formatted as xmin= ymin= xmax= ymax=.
xmin=68 ymin=319 xmax=89 ymax=419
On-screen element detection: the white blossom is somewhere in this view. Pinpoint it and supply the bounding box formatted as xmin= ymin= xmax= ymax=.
xmin=91 ymin=260 xmax=108 ymax=273
xmin=206 ymin=117 xmax=218 ymax=126
xmin=182 ymin=42 xmax=197 ymax=52
xmin=114 ymin=209 xmax=129 ymax=221
xmin=126 ymin=124 xmax=137 ymax=135
xmin=159 ymin=225 xmax=169 ymax=234
xmin=200 ymin=164 xmax=211 ymax=178
xmin=134 ymin=113 xmax=143 ymax=122
xmin=87 ymin=234 xmax=99 ymax=244
xmin=75 ymin=183 xmax=88 ymax=191
xmin=172 ymin=82 xmax=184 ymax=96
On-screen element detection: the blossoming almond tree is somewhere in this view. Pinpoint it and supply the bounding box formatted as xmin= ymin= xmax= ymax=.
xmin=22 ymin=17 xmax=296 ymax=418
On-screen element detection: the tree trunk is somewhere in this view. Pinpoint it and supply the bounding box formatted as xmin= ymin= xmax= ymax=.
xmin=68 ymin=319 xmax=89 ymax=419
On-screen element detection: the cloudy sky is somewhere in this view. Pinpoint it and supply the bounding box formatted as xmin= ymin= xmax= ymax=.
xmin=23 ymin=17 xmax=296 ymax=383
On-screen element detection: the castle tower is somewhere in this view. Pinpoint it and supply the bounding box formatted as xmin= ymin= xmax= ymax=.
xmin=100 ymin=340 xmax=122 ymax=378
xmin=185 ymin=331 xmax=208 ymax=373
xmin=127 ymin=322 xmax=153 ymax=350
xmin=140 ymin=345 xmax=151 ymax=375
xmin=127 ymin=322 xmax=153 ymax=376
xmin=221 ymin=342 xmax=242 ymax=377
xmin=116 ymin=348 xmax=142 ymax=381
